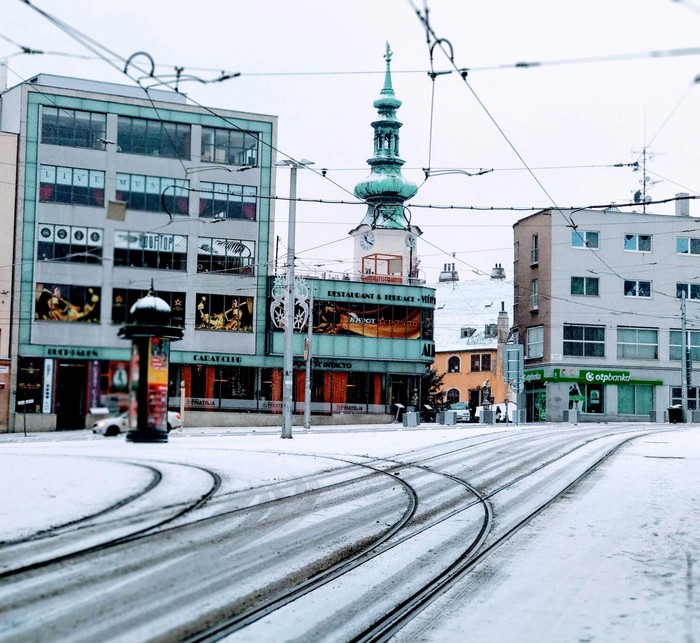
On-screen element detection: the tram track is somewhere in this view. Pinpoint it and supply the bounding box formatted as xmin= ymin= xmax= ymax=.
xmin=0 ymin=459 xmax=222 ymax=578
xmin=0 ymin=424 xmax=669 ymax=643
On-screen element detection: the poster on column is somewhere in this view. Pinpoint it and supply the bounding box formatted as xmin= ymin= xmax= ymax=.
xmin=147 ymin=337 xmax=170 ymax=430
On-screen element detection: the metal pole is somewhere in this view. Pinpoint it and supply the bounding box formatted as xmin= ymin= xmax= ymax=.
xmin=681 ymin=291 xmax=689 ymax=420
xmin=179 ymin=380 xmax=185 ymax=431
xmin=281 ymin=164 xmax=298 ymax=439
xmin=304 ymin=286 xmax=314 ymax=429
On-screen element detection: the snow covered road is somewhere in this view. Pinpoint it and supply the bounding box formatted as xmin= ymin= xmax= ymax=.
xmin=0 ymin=422 xmax=697 ymax=642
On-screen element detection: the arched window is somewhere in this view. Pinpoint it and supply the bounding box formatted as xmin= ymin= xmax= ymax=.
xmin=448 ymin=356 xmax=460 ymax=373
xmin=446 ymin=388 xmax=460 ymax=405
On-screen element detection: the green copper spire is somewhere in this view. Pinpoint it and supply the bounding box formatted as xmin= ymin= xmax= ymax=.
xmin=354 ymin=43 xmax=417 ymax=229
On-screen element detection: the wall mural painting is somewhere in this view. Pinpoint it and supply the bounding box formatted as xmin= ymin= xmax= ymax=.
xmin=34 ymin=283 xmax=101 ymax=323
xmin=196 ymin=293 xmax=254 ymax=331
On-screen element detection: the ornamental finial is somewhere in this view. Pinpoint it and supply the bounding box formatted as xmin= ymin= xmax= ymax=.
xmin=385 ymin=42 xmax=393 ymax=63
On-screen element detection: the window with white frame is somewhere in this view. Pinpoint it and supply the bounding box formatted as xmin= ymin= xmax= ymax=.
xmin=447 ymin=356 xmax=460 ymax=373
xmin=571 ymin=230 xmax=599 ymax=249
xmin=617 ymin=327 xmax=658 ymax=359
xmin=530 ymin=234 xmax=539 ymax=264
xmin=530 ymin=278 xmax=539 ymax=309
xmin=563 ymin=324 xmax=604 ymax=357
xmin=676 ymin=283 xmax=700 ymax=301
xmin=676 ymin=237 xmax=700 ymax=255
xmin=624 ymin=234 xmax=652 ymax=252
xmin=624 ymin=280 xmax=651 ymax=298
xmin=669 ymin=329 xmax=700 ymax=361
xmin=571 ymin=276 xmax=599 ymax=296
xmin=526 ymin=326 xmax=544 ymax=359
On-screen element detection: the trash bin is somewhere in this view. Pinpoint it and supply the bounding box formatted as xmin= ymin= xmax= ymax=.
xmin=668 ymin=405 xmax=684 ymax=423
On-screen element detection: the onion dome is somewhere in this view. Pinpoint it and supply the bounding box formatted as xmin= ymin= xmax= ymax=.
xmin=353 ymin=43 xmax=418 ymax=230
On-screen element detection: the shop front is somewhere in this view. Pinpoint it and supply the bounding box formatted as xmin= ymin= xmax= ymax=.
xmin=523 ymin=367 xmax=663 ymax=423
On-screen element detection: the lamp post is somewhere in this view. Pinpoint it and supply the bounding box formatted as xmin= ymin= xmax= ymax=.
xmin=276 ymin=159 xmax=314 ymax=439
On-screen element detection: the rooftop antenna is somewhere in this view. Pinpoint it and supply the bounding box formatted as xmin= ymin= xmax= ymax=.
xmin=631 ymin=146 xmax=662 ymax=213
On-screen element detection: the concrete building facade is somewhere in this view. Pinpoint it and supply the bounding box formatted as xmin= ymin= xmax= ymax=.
xmin=513 ymin=200 xmax=697 ymax=422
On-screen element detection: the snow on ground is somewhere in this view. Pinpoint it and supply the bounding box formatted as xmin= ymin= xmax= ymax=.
xmin=397 ymin=427 xmax=700 ymax=642
xmin=1 ymin=423 xmax=699 ymax=641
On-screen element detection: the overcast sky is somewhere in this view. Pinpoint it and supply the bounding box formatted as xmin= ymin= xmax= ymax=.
xmin=3 ymin=0 xmax=700 ymax=282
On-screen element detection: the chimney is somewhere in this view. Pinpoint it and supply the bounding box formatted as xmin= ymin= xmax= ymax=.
xmin=675 ymin=193 xmax=690 ymax=217
xmin=439 ymin=262 xmax=459 ymax=282
xmin=490 ymin=263 xmax=506 ymax=279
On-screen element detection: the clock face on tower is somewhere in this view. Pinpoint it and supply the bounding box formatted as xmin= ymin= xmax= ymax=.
xmin=360 ymin=231 xmax=375 ymax=250
xmin=405 ymin=233 xmax=416 ymax=249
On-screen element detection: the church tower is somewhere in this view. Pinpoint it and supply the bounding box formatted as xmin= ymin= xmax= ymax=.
xmin=350 ymin=43 xmax=421 ymax=284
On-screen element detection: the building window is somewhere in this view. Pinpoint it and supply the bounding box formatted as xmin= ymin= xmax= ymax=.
xmin=195 ymin=293 xmax=254 ymax=331
xmin=530 ymin=233 xmax=539 ymax=264
xmin=41 ymin=107 xmax=106 ymax=149
xmin=201 ymin=127 xmax=258 ymax=166
xmin=669 ymin=329 xmax=700 ymax=361
xmin=563 ymin=324 xmax=604 ymax=357
xmin=624 ymin=234 xmax=652 ymax=252
xmin=115 ymin=173 xmax=189 ymax=215
xmin=37 ymin=224 xmax=103 ymax=263
xmin=199 ymin=182 xmax=257 ymax=221
xmin=34 ymin=283 xmax=101 ymax=323
xmin=39 ymin=165 xmax=105 ymax=207
xmin=617 ymin=327 xmax=658 ymax=359
xmin=676 ymin=283 xmax=700 ymax=301
xmin=446 ymin=388 xmax=460 ymax=405
xmin=447 ymin=356 xmax=460 ymax=373
xmin=530 ymin=278 xmax=539 ymax=309
xmin=197 ymin=238 xmax=254 ymax=275
xmin=571 ymin=230 xmax=599 ymax=249
xmin=526 ymin=326 xmax=544 ymax=359
xmin=117 ymin=116 xmax=190 ymax=159
xmin=671 ymin=386 xmax=700 ymax=410
xmin=618 ymin=385 xmax=654 ymax=415
xmin=114 ymin=231 xmax=188 ymax=270
xmin=571 ymin=276 xmax=599 ymax=296
xmin=470 ymin=354 xmax=491 ymax=372
xmin=112 ymin=288 xmax=185 ymax=327
xmin=676 ymin=237 xmax=700 ymax=255
xmin=624 ymin=280 xmax=651 ymax=298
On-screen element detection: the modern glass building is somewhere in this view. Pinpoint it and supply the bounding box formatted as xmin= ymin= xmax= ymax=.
xmin=0 ymin=54 xmax=434 ymax=431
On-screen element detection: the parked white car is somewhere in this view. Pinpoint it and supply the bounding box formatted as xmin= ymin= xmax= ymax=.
xmin=92 ymin=411 xmax=182 ymax=436
xmin=448 ymin=402 xmax=471 ymax=423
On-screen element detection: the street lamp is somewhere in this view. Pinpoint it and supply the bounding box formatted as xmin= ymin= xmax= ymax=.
xmin=276 ymin=158 xmax=314 ymax=439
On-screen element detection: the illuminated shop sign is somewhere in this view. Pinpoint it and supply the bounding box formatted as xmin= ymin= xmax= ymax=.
xmin=583 ymin=370 xmax=631 ymax=383
xmin=323 ymin=290 xmax=436 ymax=306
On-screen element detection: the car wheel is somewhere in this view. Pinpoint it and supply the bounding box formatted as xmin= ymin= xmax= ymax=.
xmin=105 ymin=425 xmax=120 ymax=437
